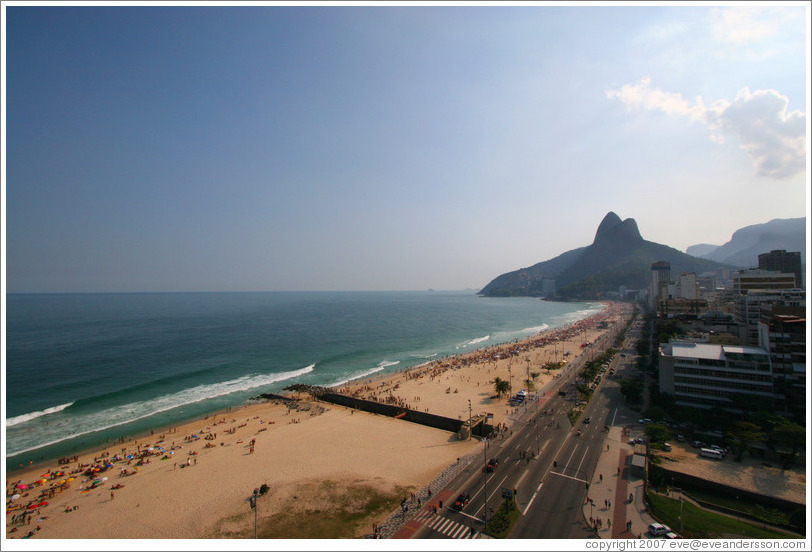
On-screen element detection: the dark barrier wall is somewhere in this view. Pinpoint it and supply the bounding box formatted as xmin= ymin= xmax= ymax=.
xmin=650 ymin=464 xmax=805 ymax=513
xmin=319 ymin=392 xmax=494 ymax=436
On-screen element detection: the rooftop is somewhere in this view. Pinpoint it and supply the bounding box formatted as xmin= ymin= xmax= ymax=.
xmin=666 ymin=341 xmax=768 ymax=360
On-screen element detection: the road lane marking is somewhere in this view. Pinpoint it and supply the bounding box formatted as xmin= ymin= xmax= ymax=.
xmin=564 ymin=444 xmax=579 ymax=468
xmin=575 ymin=445 xmax=589 ymax=478
xmin=453 ymin=509 xmax=482 ymax=522
xmin=434 ymin=518 xmax=451 ymax=532
xmin=522 ymin=482 xmax=544 ymax=516
xmin=516 ymin=469 xmax=530 ymax=489
xmin=550 ymin=471 xmax=588 ymax=483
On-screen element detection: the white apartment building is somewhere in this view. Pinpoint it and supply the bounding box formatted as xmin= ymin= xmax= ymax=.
xmin=659 ymin=342 xmax=774 ymax=410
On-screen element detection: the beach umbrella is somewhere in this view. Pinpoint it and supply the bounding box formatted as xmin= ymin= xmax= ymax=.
xmin=15 ymin=484 xmax=28 ymax=490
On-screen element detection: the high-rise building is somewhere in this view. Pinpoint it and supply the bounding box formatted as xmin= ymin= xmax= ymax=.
xmin=676 ymin=272 xmax=699 ymax=300
xmin=733 ymin=269 xmax=804 ymax=345
xmin=659 ymin=342 xmax=774 ymax=410
xmin=733 ymin=269 xmax=797 ymax=294
xmin=758 ymin=250 xmax=803 ymax=288
xmin=650 ymin=261 xmax=671 ymax=308
xmin=758 ymin=306 xmax=806 ymax=422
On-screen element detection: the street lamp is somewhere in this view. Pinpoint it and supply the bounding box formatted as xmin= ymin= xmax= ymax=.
xmin=483 ymin=439 xmax=488 ymax=524
xmin=252 ymin=487 xmax=259 ymax=539
xmin=468 ymin=400 xmax=472 ymax=440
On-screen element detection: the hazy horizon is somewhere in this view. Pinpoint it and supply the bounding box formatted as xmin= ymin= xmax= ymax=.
xmin=4 ymin=2 xmax=809 ymax=293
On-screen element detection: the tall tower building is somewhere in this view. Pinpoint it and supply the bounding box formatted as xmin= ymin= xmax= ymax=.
xmin=650 ymin=261 xmax=671 ymax=308
xmin=758 ymin=250 xmax=803 ymax=288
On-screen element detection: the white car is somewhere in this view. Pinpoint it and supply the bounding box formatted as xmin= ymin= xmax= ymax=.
xmin=663 ymin=532 xmax=680 ymax=539
xmin=648 ymin=523 xmax=671 ymax=536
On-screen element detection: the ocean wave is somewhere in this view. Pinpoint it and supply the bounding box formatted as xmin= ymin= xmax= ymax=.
xmin=327 ymin=360 xmax=400 ymax=389
xmin=6 ymin=402 xmax=75 ymax=427
xmin=410 ymin=352 xmax=438 ymax=359
xmin=456 ymin=335 xmax=490 ymax=349
xmin=6 ymin=365 xmax=314 ymax=458
xmin=521 ymin=324 xmax=550 ymax=334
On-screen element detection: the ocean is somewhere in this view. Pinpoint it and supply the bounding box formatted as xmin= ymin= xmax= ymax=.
xmin=4 ymin=291 xmax=602 ymax=470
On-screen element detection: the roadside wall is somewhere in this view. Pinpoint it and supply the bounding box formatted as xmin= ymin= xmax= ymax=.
xmin=318 ymin=392 xmax=493 ymax=436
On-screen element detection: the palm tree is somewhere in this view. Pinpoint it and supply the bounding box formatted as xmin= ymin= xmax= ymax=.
xmin=494 ymin=377 xmax=511 ymax=399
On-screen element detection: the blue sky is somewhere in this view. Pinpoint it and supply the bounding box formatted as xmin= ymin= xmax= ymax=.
xmin=3 ymin=2 xmax=809 ymax=292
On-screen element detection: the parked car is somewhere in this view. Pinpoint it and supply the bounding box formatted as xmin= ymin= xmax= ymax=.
xmin=691 ymin=440 xmax=705 ymax=449
xmin=485 ymin=458 xmax=499 ymax=472
xmin=583 ymin=417 xmax=591 ymax=424
xmin=648 ymin=523 xmax=671 ymax=536
xmin=709 ymin=445 xmax=727 ymax=456
xmin=662 ymin=443 xmax=672 ymax=452
xmin=452 ymin=493 xmax=470 ymax=510
xmin=664 ymin=532 xmax=680 ymax=539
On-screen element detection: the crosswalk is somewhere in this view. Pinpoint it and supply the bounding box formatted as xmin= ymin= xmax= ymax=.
xmin=412 ymin=510 xmax=479 ymax=539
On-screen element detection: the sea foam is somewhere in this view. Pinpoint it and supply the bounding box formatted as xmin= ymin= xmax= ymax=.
xmin=6 ymin=365 xmax=314 ymax=457
xmin=6 ymin=402 xmax=75 ymax=427
xmin=328 ymin=360 xmax=400 ymax=388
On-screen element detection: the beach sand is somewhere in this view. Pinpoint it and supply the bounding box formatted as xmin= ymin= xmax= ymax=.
xmin=4 ymin=301 xmax=631 ymax=541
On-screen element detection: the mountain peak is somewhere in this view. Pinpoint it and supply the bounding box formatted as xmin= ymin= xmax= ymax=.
xmin=593 ymin=212 xmax=622 ymax=243
xmin=593 ymin=212 xmax=642 ymax=245
xmin=479 ymin=211 xmax=726 ymax=299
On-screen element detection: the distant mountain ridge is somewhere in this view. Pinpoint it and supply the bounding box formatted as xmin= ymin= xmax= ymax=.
xmin=480 ymin=212 xmax=728 ymax=300
xmin=686 ymin=217 xmax=806 ymax=267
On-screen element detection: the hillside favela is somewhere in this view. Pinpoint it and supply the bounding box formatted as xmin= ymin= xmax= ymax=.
xmin=3 ymin=3 xmax=809 ymax=550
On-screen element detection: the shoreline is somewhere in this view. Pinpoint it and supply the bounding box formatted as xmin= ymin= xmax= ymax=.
xmin=5 ymin=299 xmax=605 ymax=477
xmin=5 ymin=301 xmax=633 ymax=540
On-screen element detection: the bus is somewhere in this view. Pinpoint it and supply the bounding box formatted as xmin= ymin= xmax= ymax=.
xmin=700 ymin=448 xmax=724 ymax=460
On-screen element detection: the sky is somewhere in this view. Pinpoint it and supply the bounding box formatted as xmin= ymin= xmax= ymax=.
xmin=2 ymin=1 xmax=810 ymax=293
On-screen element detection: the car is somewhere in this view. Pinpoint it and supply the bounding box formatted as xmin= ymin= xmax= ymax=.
xmin=709 ymin=445 xmax=727 ymax=457
xmin=664 ymin=532 xmax=680 ymax=539
xmin=648 ymin=523 xmax=671 ymax=536
xmin=638 ymin=418 xmax=652 ymax=424
xmin=691 ymin=440 xmax=705 ymax=449
xmin=662 ymin=443 xmax=672 ymax=452
xmin=452 ymin=493 xmax=470 ymax=510
xmin=583 ymin=417 xmax=591 ymax=424
xmin=485 ymin=458 xmax=499 ymax=472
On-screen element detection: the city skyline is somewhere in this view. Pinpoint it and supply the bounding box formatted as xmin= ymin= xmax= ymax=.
xmin=3 ymin=2 xmax=809 ymax=293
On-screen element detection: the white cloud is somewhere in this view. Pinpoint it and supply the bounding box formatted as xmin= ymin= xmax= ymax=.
xmin=606 ymin=77 xmax=806 ymax=180
xmin=710 ymin=7 xmax=781 ymax=45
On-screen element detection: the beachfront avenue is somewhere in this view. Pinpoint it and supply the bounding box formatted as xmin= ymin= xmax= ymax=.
xmin=412 ymin=307 xmax=635 ymax=539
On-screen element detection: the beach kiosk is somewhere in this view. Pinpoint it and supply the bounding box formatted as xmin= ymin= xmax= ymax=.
xmin=458 ymin=414 xmax=486 ymax=440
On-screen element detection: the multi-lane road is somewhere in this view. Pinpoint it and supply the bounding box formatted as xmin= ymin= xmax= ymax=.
xmin=413 ymin=311 xmax=641 ymax=539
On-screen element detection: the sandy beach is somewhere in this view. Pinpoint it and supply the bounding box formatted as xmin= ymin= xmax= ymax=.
xmin=4 ymin=301 xmax=631 ymax=542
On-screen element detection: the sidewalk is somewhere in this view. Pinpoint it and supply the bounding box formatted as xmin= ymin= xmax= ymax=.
xmin=582 ymin=425 xmax=657 ymax=539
